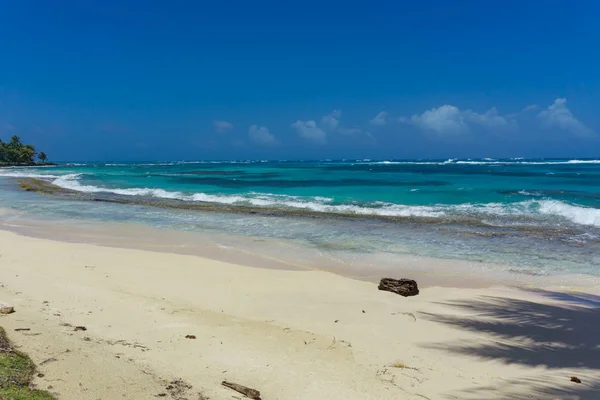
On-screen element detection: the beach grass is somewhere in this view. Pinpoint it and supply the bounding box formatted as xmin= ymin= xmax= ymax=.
xmin=0 ymin=327 xmax=55 ymax=400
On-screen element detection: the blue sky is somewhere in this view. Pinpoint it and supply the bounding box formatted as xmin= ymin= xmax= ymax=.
xmin=1 ymin=0 xmax=599 ymax=161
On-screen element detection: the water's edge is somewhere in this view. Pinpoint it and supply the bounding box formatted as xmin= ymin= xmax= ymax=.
xmin=2 ymin=159 xmax=599 ymax=283
xmin=2 ymin=205 xmax=599 ymax=293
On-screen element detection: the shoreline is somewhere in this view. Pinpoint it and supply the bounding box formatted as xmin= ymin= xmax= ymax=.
xmin=2 ymin=209 xmax=600 ymax=292
xmin=14 ymin=177 xmax=591 ymax=240
xmin=0 ymin=228 xmax=598 ymax=399
xmin=16 ymin=177 xmax=486 ymax=225
xmin=5 ymin=174 xmax=600 ymax=283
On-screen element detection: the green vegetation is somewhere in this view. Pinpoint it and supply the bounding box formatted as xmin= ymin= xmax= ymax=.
xmin=0 ymin=327 xmax=56 ymax=400
xmin=0 ymin=135 xmax=52 ymax=166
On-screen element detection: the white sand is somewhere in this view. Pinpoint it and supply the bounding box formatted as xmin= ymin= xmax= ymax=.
xmin=0 ymin=229 xmax=598 ymax=399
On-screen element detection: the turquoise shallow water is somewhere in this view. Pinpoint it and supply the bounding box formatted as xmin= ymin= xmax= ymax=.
xmin=1 ymin=158 xmax=599 ymax=277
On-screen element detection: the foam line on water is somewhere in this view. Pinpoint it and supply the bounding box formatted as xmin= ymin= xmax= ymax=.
xmin=45 ymin=173 xmax=600 ymax=227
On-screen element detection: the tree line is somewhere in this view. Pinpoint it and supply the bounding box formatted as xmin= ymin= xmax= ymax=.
xmin=0 ymin=135 xmax=49 ymax=165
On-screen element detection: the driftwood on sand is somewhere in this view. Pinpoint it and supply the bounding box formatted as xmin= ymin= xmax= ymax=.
xmin=222 ymin=381 xmax=261 ymax=399
xmin=378 ymin=278 xmax=419 ymax=297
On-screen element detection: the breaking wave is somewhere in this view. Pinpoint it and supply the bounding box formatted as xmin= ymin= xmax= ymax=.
xmin=45 ymin=173 xmax=600 ymax=227
xmin=368 ymin=159 xmax=600 ymax=166
xmin=0 ymin=171 xmax=60 ymax=179
xmin=50 ymin=174 xmax=444 ymax=218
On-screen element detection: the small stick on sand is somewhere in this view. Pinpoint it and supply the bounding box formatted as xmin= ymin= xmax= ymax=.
xmin=222 ymin=381 xmax=261 ymax=399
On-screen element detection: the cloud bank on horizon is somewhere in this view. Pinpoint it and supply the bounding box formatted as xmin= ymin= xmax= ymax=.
xmin=1 ymin=94 xmax=596 ymax=159
xmin=395 ymin=98 xmax=593 ymax=138
xmin=239 ymin=98 xmax=594 ymax=148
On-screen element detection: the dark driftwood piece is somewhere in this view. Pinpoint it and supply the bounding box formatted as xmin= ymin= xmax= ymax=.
xmin=222 ymin=381 xmax=261 ymax=399
xmin=378 ymin=278 xmax=419 ymax=297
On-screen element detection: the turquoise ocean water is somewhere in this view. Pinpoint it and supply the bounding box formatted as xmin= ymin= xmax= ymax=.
xmin=1 ymin=158 xmax=599 ymax=278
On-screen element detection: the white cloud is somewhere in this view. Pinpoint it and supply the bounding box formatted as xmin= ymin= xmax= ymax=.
xmin=523 ymin=104 xmax=539 ymax=112
xmin=291 ymin=120 xmax=327 ymax=144
xmin=213 ymin=120 xmax=233 ymax=133
xmin=370 ymin=111 xmax=387 ymax=126
xmin=321 ymin=110 xmax=341 ymax=131
xmin=538 ymin=98 xmax=594 ymax=137
xmin=292 ymin=109 xmax=369 ymax=142
xmin=404 ymin=105 xmax=469 ymax=135
xmin=463 ymin=107 xmax=514 ymax=130
xmin=249 ymin=125 xmax=276 ymax=145
xmin=400 ymin=105 xmax=515 ymax=135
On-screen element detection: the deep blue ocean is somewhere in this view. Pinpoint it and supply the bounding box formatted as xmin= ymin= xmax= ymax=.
xmin=1 ymin=158 xmax=599 ymax=279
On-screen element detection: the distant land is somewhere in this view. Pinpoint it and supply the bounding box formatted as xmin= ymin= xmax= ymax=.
xmin=0 ymin=135 xmax=53 ymax=166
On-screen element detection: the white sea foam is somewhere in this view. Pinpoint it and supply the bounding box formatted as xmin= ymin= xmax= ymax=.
xmin=368 ymin=159 xmax=600 ymax=166
xmin=453 ymin=200 xmax=600 ymax=227
xmin=48 ymin=159 xmax=600 ymax=167
xmin=102 ymin=161 xmax=263 ymax=167
xmin=50 ymin=174 xmax=444 ymax=217
xmin=0 ymin=171 xmax=60 ymax=179
xmin=455 ymin=161 xmax=505 ymax=165
xmin=565 ymin=159 xmax=600 ymax=164
xmin=537 ymin=200 xmax=600 ymax=227
xmin=44 ymin=173 xmax=600 ymax=227
xmin=517 ymin=190 xmax=542 ymax=196
xmin=52 ymin=174 xmax=185 ymax=199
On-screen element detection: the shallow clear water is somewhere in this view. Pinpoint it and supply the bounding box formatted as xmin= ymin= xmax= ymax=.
xmin=1 ymin=158 xmax=599 ymax=277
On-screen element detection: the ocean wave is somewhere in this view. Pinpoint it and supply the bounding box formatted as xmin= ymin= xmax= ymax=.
xmin=0 ymin=171 xmax=60 ymax=179
xmin=537 ymin=200 xmax=600 ymax=227
xmin=565 ymin=160 xmax=600 ymax=164
xmin=52 ymin=174 xmax=184 ymax=198
xmin=369 ymin=161 xmax=444 ymax=165
xmin=517 ymin=190 xmax=543 ymax=196
xmin=453 ymin=159 xmax=600 ymax=165
xmin=50 ymin=174 xmax=444 ymax=217
xmin=456 ymin=200 xmax=600 ymax=227
xmin=63 ymin=159 xmax=600 ymax=167
xmin=455 ymin=161 xmax=506 ymax=165
xmin=367 ymin=159 xmax=600 ymax=166
xmin=48 ymin=173 xmax=600 ymax=227
xmin=100 ymin=160 xmax=269 ymax=167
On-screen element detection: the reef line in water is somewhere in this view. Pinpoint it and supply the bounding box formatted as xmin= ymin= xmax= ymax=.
xmin=15 ymin=178 xmax=581 ymax=240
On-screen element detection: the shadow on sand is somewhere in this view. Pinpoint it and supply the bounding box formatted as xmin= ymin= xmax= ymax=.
xmin=421 ymin=289 xmax=600 ymax=399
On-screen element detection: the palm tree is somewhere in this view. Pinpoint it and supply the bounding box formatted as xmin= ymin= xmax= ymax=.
xmin=9 ymin=135 xmax=22 ymax=146
xmin=0 ymin=139 xmax=6 ymax=162
xmin=38 ymin=152 xmax=48 ymax=163
xmin=0 ymin=135 xmax=46 ymax=165
xmin=20 ymin=144 xmax=36 ymax=164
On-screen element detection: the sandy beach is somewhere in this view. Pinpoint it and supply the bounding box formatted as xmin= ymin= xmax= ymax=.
xmin=3 ymin=0 xmax=600 ymax=398
xmin=1 ymin=229 xmax=599 ymax=399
